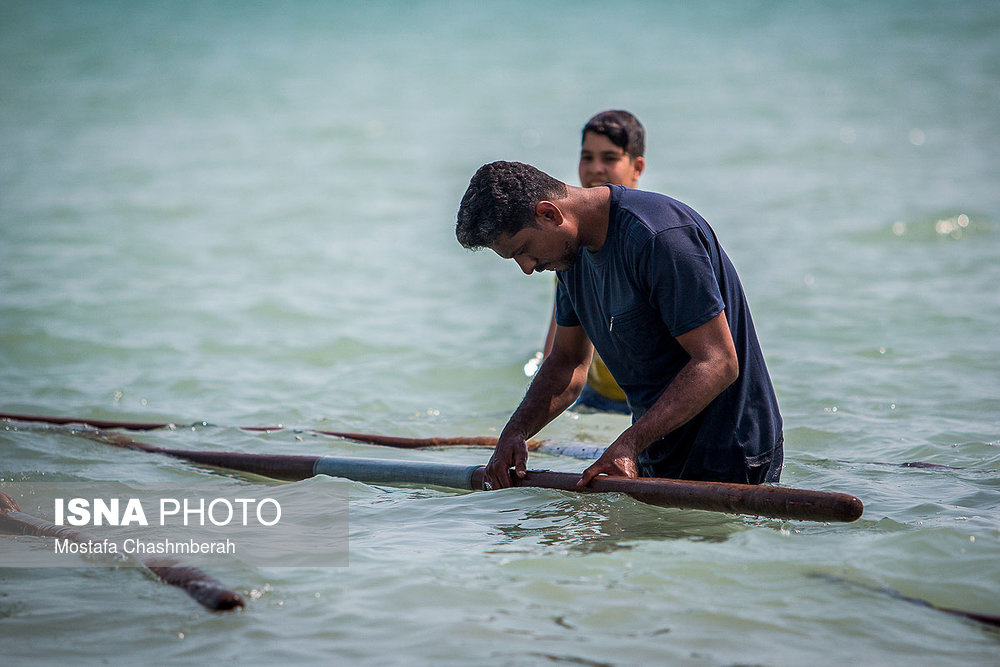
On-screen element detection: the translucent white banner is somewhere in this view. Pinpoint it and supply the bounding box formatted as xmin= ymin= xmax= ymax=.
xmin=0 ymin=479 xmax=348 ymax=567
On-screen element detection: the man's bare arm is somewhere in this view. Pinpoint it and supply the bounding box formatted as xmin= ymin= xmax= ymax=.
xmin=484 ymin=324 xmax=593 ymax=489
xmin=578 ymin=310 xmax=739 ymax=485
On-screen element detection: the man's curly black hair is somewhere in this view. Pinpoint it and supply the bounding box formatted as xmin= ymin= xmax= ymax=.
xmin=455 ymin=161 xmax=567 ymax=250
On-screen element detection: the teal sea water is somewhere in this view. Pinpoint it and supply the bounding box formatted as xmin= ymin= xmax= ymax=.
xmin=2 ymin=1 xmax=998 ymax=664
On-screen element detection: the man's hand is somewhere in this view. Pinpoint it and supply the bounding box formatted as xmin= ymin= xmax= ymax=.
xmin=577 ymin=434 xmax=640 ymax=487
xmin=483 ymin=431 xmax=528 ymax=490
xmin=482 ymin=324 xmax=593 ymax=491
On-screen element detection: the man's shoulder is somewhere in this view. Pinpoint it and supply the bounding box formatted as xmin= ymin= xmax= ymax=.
xmin=613 ymin=187 xmax=705 ymax=245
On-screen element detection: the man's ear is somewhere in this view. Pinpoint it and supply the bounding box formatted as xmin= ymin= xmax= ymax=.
xmin=535 ymin=201 xmax=563 ymax=227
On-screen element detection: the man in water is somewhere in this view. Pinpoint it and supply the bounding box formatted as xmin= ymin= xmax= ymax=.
xmin=538 ymin=110 xmax=645 ymax=415
xmin=456 ymin=161 xmax=782 ymax=489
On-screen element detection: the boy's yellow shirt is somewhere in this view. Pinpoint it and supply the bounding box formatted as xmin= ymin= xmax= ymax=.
xmin=587 ymin=352 xmax=627 ymax=402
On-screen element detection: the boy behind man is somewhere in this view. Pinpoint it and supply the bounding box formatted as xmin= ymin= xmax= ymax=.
xmin=540 ymin=110 xmax=645 ymax=415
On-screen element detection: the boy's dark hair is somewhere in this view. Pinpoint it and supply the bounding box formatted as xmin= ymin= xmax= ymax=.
xmin=456 ymin=161 xmax=567 ymax=250
xmin=582 ymin=110 xmax=645 ymax=158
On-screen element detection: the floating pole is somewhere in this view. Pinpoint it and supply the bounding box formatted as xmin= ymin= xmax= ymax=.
xmin=511 ymin=470 xmax=864 ymax=523
xmin=80 ymin=431 xmax=863 ymax=523
xmin=0 ymin=412 xmax=174 ymax=431
xmin=0 ymin=491 xmax=244 ymax=612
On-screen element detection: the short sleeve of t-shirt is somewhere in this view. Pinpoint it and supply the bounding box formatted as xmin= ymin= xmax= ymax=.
xmin=641 ymin=225 xmax=725 ymax=337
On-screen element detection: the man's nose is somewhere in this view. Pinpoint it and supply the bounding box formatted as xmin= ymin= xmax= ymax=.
xmin=514 ymin=256 xmax=534 ymax=275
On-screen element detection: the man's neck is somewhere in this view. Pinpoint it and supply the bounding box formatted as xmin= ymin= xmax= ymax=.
xmin=574 ymin=185 xmax=612 ymax=253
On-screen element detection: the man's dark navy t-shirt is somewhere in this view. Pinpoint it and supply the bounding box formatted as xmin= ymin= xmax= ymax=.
xmin=555 ymin=185 xmax=782 ymax=483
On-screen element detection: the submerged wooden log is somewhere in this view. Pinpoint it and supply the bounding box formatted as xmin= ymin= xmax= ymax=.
xmin=0 ymin=491 xmax=244 ymax=611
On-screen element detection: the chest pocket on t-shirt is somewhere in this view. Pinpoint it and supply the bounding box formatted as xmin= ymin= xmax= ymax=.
xmin=609 ymin=305 xmax=664 ymax=360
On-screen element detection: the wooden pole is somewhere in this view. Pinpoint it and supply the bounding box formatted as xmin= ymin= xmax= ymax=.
xmin=502 ymin=470 xmax=863 ymax=522
xmin=1 ymin=412 xmax=176 ymax=431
